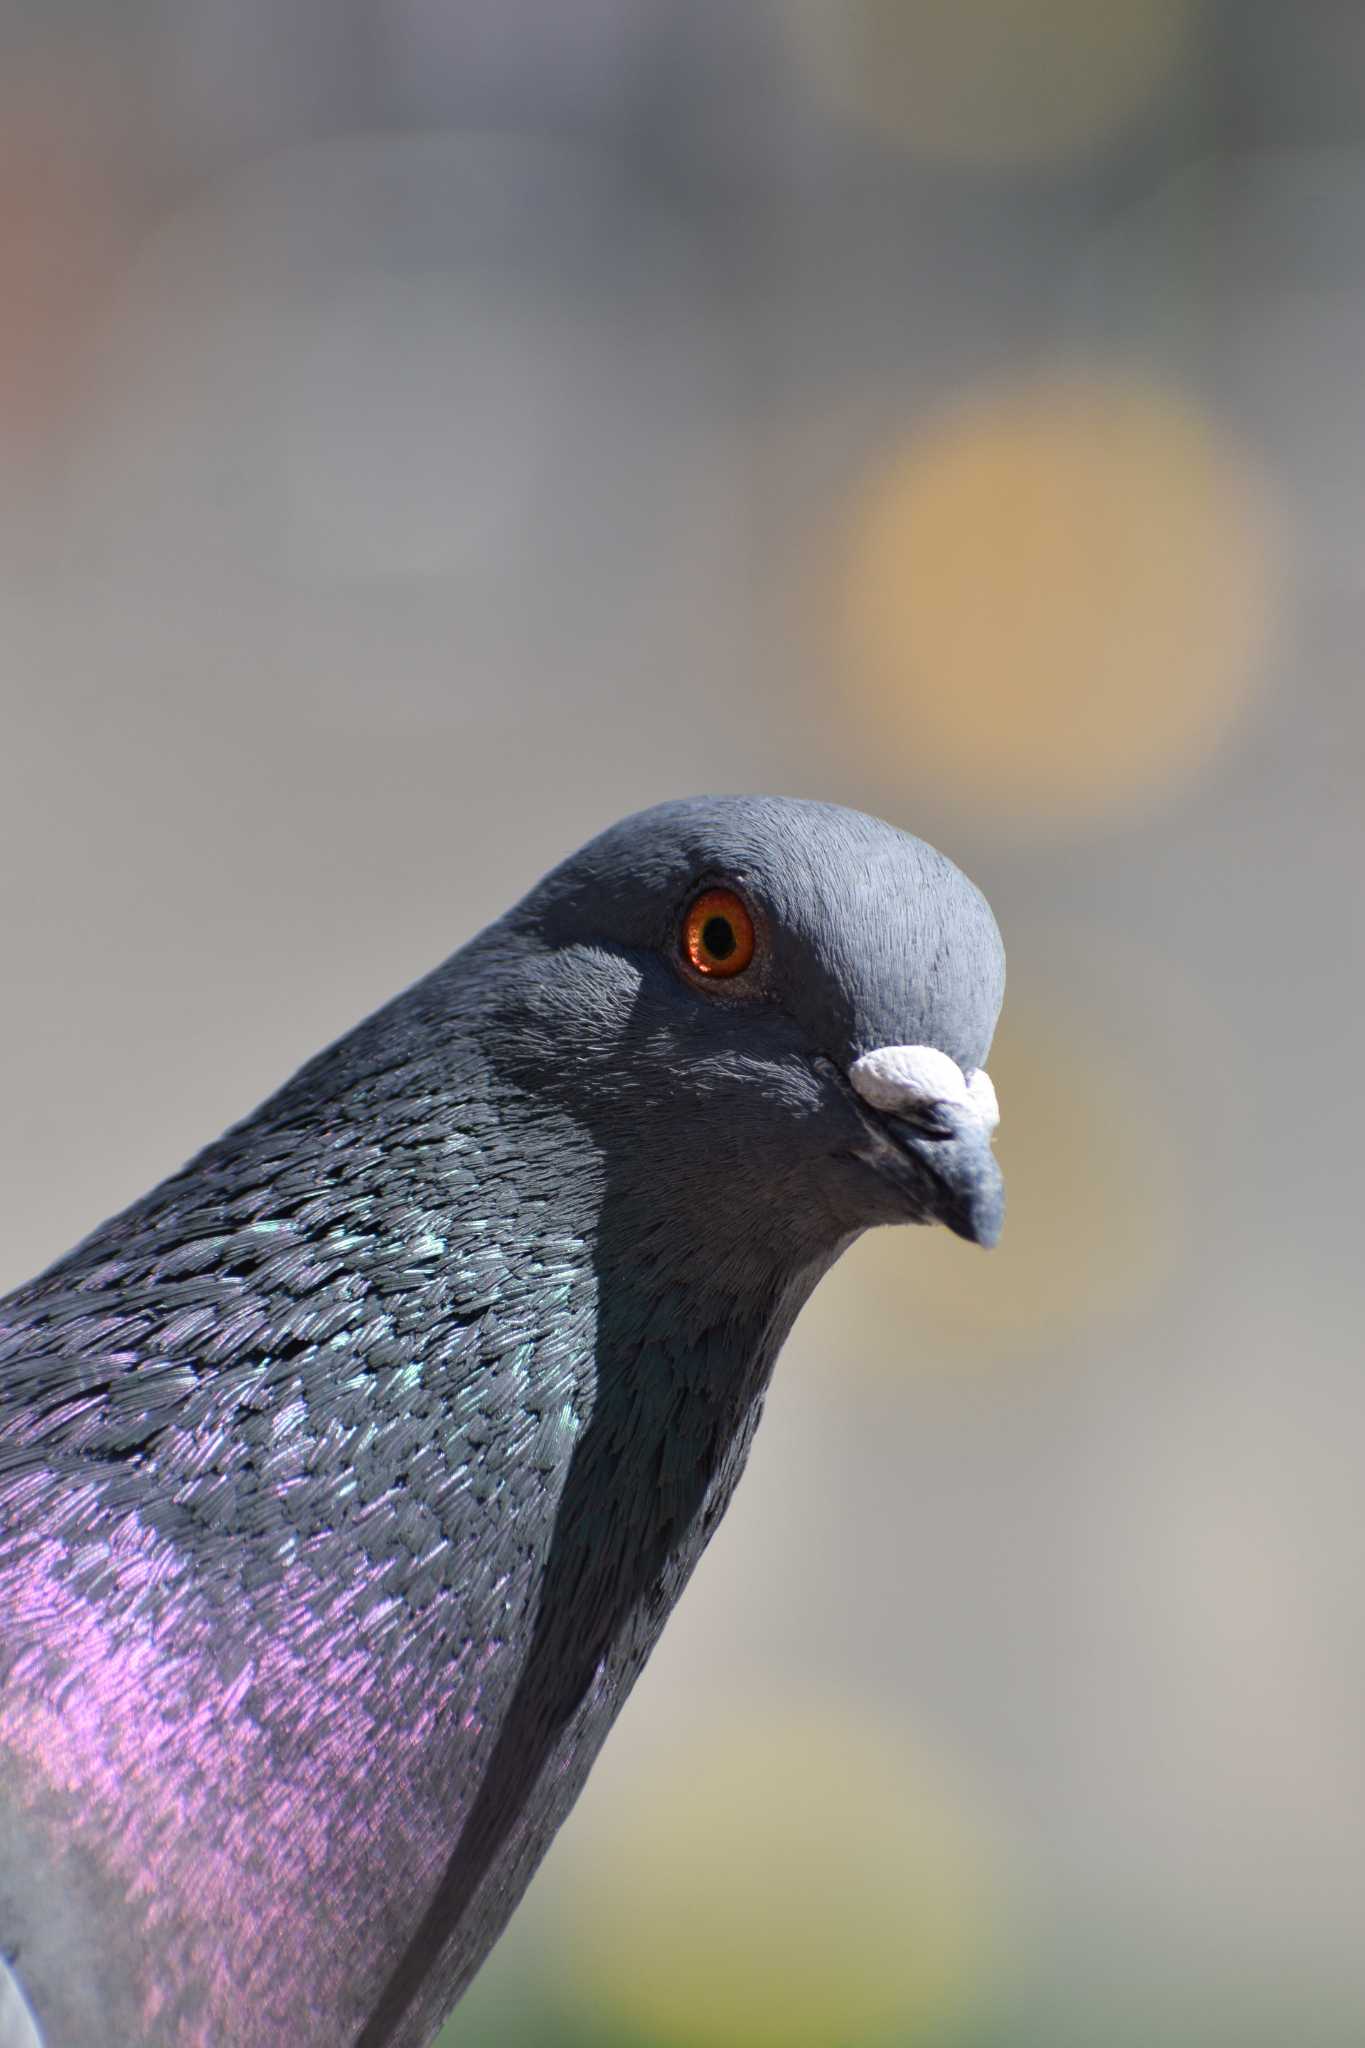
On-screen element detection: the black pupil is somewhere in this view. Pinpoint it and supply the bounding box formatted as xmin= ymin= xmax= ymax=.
xmin=702 ymin=914 xmax=736 ymax=961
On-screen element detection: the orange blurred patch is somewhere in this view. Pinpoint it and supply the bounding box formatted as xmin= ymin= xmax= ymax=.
xmin=838 ymin=372 xmax=1283 ymax=833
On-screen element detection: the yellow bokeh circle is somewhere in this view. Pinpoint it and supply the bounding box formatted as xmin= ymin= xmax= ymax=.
xmin=839 ymin=373 xmax=1281 ymax=832
xmin=792 ymin=0 xmax=1194 ymax=167
xmin=562 ymin=1704 xmax=997 ymax=2048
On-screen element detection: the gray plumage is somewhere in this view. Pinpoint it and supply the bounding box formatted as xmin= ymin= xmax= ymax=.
xmin=0 ymin=796 xmax=1005 ymax=2047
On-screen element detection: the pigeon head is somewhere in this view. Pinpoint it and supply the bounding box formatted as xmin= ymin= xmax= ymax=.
xmin=481 ymin=795 xmax=1006 ymax=1257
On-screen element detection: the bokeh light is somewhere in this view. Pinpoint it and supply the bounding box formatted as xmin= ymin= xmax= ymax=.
xmin=789 ymin=0 xmax=1194 ymax=168
xmin=837 ymin=372 xmax=1283 ymax=834
xmin=560 ymin=1702 xmax=999 ymax=2048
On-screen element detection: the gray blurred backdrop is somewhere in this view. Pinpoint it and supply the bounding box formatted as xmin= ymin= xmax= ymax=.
xmin=2 ymin=4 xmax=1363 ymax=2044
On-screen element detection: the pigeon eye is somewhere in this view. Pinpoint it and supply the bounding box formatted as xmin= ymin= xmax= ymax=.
xmin=681 ymin=887 xmax=756 ymax=980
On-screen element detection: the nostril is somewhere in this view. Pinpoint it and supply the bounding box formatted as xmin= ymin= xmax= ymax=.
xmin=887 ymin=1101 xmax=964 ymax=1143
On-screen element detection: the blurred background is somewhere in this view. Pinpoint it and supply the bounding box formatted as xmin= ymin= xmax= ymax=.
xmin=1 ymin=2 xmax=1362 ymax=2042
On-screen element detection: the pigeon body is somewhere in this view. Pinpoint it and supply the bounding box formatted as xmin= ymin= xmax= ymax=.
xmin=0 ymin=797 xmax=1005 ymax=2047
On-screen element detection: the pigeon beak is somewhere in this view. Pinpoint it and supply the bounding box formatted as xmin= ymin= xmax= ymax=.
xmin=881 ymin=1101 xmax=1005 ymax=1248
xmin=847 ymin=1046 xmax=1004 ymax=1249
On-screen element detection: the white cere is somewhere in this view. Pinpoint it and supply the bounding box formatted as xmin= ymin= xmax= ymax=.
xmin=848 ymin=1045 xmax=1000 ymax=1135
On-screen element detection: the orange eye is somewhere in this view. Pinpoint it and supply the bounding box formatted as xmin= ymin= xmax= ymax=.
xmin=681 ymin=887 xmax=756 ymax=979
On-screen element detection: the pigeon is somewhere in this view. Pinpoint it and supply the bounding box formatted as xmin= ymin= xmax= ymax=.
xmin=0 ymin=795 xmax=1005 ymax=2048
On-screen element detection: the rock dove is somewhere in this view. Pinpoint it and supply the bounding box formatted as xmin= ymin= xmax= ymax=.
xmin=0 ymin=796 xmax=1005 ymax=2047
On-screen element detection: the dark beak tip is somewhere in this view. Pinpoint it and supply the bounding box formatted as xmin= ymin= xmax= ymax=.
xmin=942 ymin=1159 xmax=1005 ymax=1249
xmin=941 ymin=1196 xmax=1003 ymax=1249
xmin=970 ymin=1201 xmax=1005 ymax=1250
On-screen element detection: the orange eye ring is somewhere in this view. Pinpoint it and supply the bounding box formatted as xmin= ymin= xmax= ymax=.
xmin=681 ymin=887 xmax=756 ymax=980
